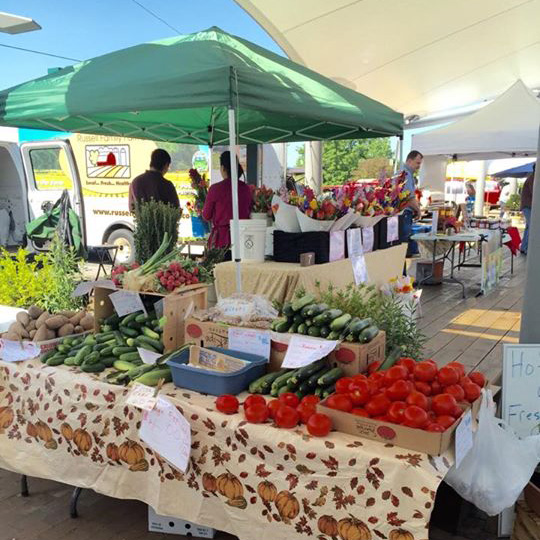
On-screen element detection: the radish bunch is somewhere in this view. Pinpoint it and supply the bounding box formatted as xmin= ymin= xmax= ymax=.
xmin=156 ymin=262 xmax=200 ymax=292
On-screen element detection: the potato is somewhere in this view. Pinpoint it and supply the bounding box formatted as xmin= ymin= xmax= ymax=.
xmin=74 ymin=325 xmax=83 ymax=334
xmin=16 ymin=312 xmax=30 ymax=327
xmin=33 ymin=325 xmax=50 ymax=342
xmin=57 ymin=323 xmax=75 ymax=337
xmin=4 ymin=332 xmax=21 ymax=341
xmin=45 ymin=315 xmax=69 ymax=330
xmin=8 ymin=321 xmax=29 ymax=339
xmin=36 ymin=311 xmax=51 ymax=328
xmin=27 ymin=305 xmax=44 ymax=319
xmin=70 ymin=312 xmax=84 ymax=326
xmin=58 ymin=310 xmax=76 ymax=319
xmin=29 ymin=329 xmax=36 ymax=339
xmin=80 ymin=314 xmax=94 ymax=331
xmin=27 ymin=319 xmax=36 ymax=331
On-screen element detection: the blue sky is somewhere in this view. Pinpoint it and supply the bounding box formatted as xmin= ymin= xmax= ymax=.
xmin=0 ymin=0 xmax=282 ymax=88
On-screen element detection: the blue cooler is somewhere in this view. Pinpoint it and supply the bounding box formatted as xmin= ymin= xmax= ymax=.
xmin=410 ymin=223 xmax=431 ymax=254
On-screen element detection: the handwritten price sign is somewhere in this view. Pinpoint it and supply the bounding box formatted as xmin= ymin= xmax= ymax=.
xmin=281 ymin=335 xmax=339 ymax=369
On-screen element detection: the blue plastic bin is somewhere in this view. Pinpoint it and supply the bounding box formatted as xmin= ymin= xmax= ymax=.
xmin=410 ymin=223 xmax=431 ymax=254
xmin=167 ymin=346 xmax=268 ymax=396
xmin=191 ymin=216 xmax=209 ymax=238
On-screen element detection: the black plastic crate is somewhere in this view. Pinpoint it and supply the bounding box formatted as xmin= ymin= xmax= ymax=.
xmin=273 ymin=230 xmax=345 ymax=264
xmin=376 ymin=215 xmax=403 ymax=250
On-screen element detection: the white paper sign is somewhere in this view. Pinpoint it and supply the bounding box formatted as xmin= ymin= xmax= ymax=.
xmin=72 ymin=279 xmax=116 ymax=297
xmin=126 ymin=382 xmax=158 ymax=411
xmin=346 ymin=228 xmax=362 ymax=257
xmin=109 ymin=290 xmax=146 ymax=317
xmin=361 ymin=226 xmax=375 ymax=253
xmin=455 ymin=410 xmax=473 ymax=468
xmin=228 ymin=328 xmax=271 ymax=360
xmin=0 ymin=339 xmax=40 ymax=362
xmin=329 ymin=230 xmax=345 ymax=262
xmin=140 ymin=396 xmax=191 ymax=473
xmin=431 ymin=210 xmax=439 ymax=234
xmin=387 ymin=216 xmax=399 ymax=243
xmin=351 ymin=253 xmax=369 ymax=284
xmin=281 ymin=335 xmax=339 ymax=369
xmin=154 ymin=298 xmax=164 ymax=318
xmin=137 ymin=347 xmax=162 ymax=366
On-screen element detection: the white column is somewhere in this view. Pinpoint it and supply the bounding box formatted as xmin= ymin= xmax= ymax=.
xmin=304 ymin=141 xmax=323 ymax=194
xmin=474 ymin=160 xmax=488 ymax=216
xmin=228 ymin=108 xmax=242 ymax=292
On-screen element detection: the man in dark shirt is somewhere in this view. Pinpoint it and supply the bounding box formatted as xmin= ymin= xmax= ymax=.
xmin=128 ymin=148 xmax=180 ymax=211
xmin=520 ymin=165 xmax=535 ymax=255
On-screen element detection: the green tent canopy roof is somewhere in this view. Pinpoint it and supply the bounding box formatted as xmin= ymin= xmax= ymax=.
xmin=0 ymin=27 xmax=403 ymax=144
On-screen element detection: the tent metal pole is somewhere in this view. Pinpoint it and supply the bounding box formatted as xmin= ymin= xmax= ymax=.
xmin=228 ymin=107 xmax=242 ymax=292
xmin=519 ymin=125 xmax=540 ymax=343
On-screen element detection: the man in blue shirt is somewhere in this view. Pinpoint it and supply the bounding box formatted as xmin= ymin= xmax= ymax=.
xmin=400 ymin=150 xmax=423 ymax=257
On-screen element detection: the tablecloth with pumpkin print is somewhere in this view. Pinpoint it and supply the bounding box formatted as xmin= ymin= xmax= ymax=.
xmin=0 ymin=359 xmax=451 ymax=540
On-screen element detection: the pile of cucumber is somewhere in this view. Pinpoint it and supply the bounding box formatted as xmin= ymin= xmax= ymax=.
xmin=40 ymin=311 xmax=175 ymax=386
xmin=271 ymin=294 xmax=380 ymax=344
xmin=248 ymin=359 xmax=343 ymax=399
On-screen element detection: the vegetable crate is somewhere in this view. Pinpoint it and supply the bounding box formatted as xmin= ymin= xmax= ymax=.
xmin=269 ymin=330 xmax=386 ymax=377
xmin=184 ymin=319 xmax=235 ymax=349
xmin=94 ymin=286 xmax=208 ymax=352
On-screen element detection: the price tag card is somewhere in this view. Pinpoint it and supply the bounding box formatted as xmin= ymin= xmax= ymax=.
xmin=72 ymin=280 xmax=116 ymax=297
xmin=329 ymin=230 xmax=345 ymax=262
xmin=0 ymin=339 xmax=40 ymax=362
xmin=346 ymin=228 xmax=362 ymax=258
xmin=455 ymin=410 xmax=473 ymax=468
xmin=351 ymin=253 xmax=369 ymax=284
xmin=228 ymin=328 xmax=271 ymax=360
xmin=140 ymin=396 xmax=191 ymax=472
xmin=361 ymin=226 xmax=375 ymax=253
xmin=109 ymin=290 xmax=146 ymax=317
xmin=281 ymin=335 xmax=339 ymax=369
xmin=137 ymin=348 xmax=162 ymax=366
xmin=154 ymin=298 xmax=164 ymax=319
xmin=126 ymin=382 xmax=158 ymax=411
xmin=387 ymin=216 xmax=399 ymax=243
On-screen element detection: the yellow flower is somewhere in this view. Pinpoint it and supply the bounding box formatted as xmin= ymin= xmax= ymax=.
xmin=344 ymin=198 xmax=351 ymax=206
xmin=309 ymin=199 xmax=318 ymax=210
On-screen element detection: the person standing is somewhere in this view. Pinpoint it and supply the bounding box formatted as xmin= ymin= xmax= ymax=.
xmin=520 ymin=165 xmax=535 ymax=255
xmin=128 ymin=149 xmax=180 ymax=210
xmin=202 ymin=151 xmax=252 ymax=253
xmin=400 ymin=150 xmax=423 ymax=257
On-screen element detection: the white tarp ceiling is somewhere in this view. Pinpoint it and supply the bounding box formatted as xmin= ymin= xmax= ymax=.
xmin=411 ymin=80 xmax=540 ymax=159
xmin=236 ymin=0 xmax=540 ymax=119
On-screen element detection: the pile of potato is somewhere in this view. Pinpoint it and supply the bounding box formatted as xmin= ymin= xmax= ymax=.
xmin=1 ymin=306 xmax=94 ymax=342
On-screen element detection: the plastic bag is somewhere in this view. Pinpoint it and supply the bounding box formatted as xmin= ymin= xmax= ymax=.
xmin=446 ymin=389 xmax=540 ymax=515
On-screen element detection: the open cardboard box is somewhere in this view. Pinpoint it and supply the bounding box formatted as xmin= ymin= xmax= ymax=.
xmin=184 ymin=319 xmax=234 ymax=349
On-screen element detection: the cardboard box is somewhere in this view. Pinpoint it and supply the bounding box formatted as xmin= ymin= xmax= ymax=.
xmin=184 ymin=319 xmax=234 ymax=349
xmin=95 ymin=286 xmax=208 ymax=352
xmin=148 ymin=506 xmax=215 ymax=538
xmin=269 ymin=330 xmax=386 ymax=376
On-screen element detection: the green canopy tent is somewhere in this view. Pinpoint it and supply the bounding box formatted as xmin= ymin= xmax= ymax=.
xmin=0 ymin=26 xmax=403 ymax=290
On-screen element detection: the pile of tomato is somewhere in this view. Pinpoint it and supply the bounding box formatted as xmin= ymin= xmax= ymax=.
xmin=325 ymin=358 xmax=486 ymax=432
xmin=215 ymin=392 xmax=333 ymax=437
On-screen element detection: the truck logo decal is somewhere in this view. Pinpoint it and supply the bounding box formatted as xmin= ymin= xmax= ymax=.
xmin=86 ymin=145 xmax=130 ymax=178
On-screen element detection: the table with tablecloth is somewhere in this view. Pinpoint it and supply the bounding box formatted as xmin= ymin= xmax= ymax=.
xmin=0 ymin=358 xmax=449 ymax=540
xmin=214 ymin=244 xmax=407 ymax=303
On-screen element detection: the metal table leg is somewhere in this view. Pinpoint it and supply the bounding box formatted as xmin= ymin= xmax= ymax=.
xmin=70 ymin=487 xmax=83 ymax=518
xmin=20 ymin=474 xmax=29 ymax=497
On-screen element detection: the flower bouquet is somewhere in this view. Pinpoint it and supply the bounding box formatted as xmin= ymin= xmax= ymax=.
xmin=381 ymin=276 xmax=422 ymax=320
xmin=272 ymin=189 xmax=301 ymax=232
xmin=188 ymin=168 xmax=210 ymax=237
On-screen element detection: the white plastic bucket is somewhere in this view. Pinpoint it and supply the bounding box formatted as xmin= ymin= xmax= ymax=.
xmin=230 ymin=219 xmax=267 ymax=262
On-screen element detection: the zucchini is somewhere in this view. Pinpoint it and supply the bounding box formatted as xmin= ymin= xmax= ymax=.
xmin=306 ymin=303 xmax=329 ymax=318
xmin=330 ymin=313 xmax=351 ymax=331
xmin=133 ymin=368 xmax=172 ymax=387
xmin=317 ymin=366 xmax=344 ymax=387
xmin=278 ymin=384 xmax=295 ymax=396
xmin=319 ymin=326 xmax=331 ymax=339
xmin=248 ymin=369 xmax=288 ymax=394
xmin=293 ymin=314 xmax=304 ymax=325
xmin=270 ymin=369 xmax=298 ymax=397
xmin=298 ymin=379 xmax=317 ymax=395
xmin=328 ymin=331 xmax=341 ymax=340
xmin=288 ymin=323 xmax=299 ymax=334
xmin=339 ymin=317 xmax=359 ymax=340
xmin=358 ymin=325 xmax=379 ymax=343
xmin=290 ymin=358 xmax=328 ymax=384
xmin=322 ymin=384 xmax=336 ymax=398
xmin=273 ymin=319 xmax=290 ymax=333
xmin=142 ymin=326 xmax=160 ymax=340
xmin=349 ymin=318 xmax=373 ymax=336
xmin=282 ymin=303 xmax=294 ymax=317
xmin=314 ymin=386 xmax=324 ymax=398
xmin=307 ymin=325 xmax=321 ymax=337
xmin=307 ymin=366 xmax=333 ymax=387
xmin=291 ymin=293 xmax=316 ymax=312
xmin=297 ymin=323 xmax=307 ymax=335
xmin=301 ymin=304 xmax=317 ymax=318
xmin=378 ymin=346 xmax=402 ymax=371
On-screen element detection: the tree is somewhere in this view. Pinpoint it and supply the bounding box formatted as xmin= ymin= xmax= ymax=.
xmin=296 ymin=138 xmax=393 ymax=185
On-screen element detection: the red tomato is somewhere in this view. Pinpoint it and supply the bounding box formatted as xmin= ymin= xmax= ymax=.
xmin=427 ymin=410 xmax=437 ymax=423
xmin=274 ymin=405 xmax=299 ymax=428
xmin=367 ymin=380 xmax=381 ymax=396
xmin=396 ymin=357 xmax=417 ymax=373
xmin=469 ymin=371 xmax=486 ymax=388
xmin=445 ymin=384 xmax=465 ymax=402
xmin=267 ymin=399 xmax=282 ymax=419
xmin=414 ymin=381 xmax=432 ymax=396
xmin=403 ymin=406 xmax=429 ymax=428
xmin=215 ymin=394 xmax=239 ymax=415
xmin=353 ymin=373 xmax=368 ymax=383
xmin=459 ymin=376 xmax=472 ymax=386
xmin=426 ymin=423 xmax=445 ymax=433
xmin=383 ymin=365 xmax=409 ymax=386
xmin=437 ymin=415 xmax=456 ymax=429
xmin=368 ymin=360 xmax=382 ymax=374
xmin=245 ymin=403 xmax=269 ymax=423
xmin=453 ymin=406 xmax=464 ymax=419
xmin=462 ymin=382 xmax=482 ymax=403
xmin=405 ymin=391 xmax=429 ymax=411
xmin=432 ymin=393 xmax=458 ymax=416
xmin=413 ymin=361 xmax=437 ymax=382
xmin=349 ymin=378 xmax=369 ymax=392
xmin=369 ymin=372 xmax=386 ymax=387
xmin=279 ymin=392 xmax=300 ymax=408
xmin=437 ymin=366 xmax=460 ymax=387
xmin=301 ymin=395 xmax=320 ymax=407
xmin=425 ymin=359 xmax=438 ymax=367
xmin=335 ymin=377 xmax=354 ymax=394
xmin=431 ymin=380 xmax=442 ymax=395
xmin=306 ymin=413 xmax=332 ymax=437
xmin=243 ymin=395 xmax=266 ymax=411
xmin=297 ymin=402 xmax=316 ymax=424
xmin=446 ymin=361 xmax=466 ymax=378
xmin=325 ymin=394 xmax=353 ymax=413
xmin=386 ymin=380 xmax=413 ymax=401
xmin=374 ymin=415 xmax=392 ymax=422
xmin=365 ymin=394 xmax=391 ymax=417
xmin=387 ymin=401 xmax=407 ymax=424
xmin=350 ymin=380 xmax=371 ymax=406
xmin=351 ymin=408 xmax=369 ymax=417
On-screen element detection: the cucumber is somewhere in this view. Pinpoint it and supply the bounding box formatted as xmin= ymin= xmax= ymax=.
xmin=158 ymin=316 xmax=166 ymax=329
xmin=113 ymin=360 xmax=137 ymax=371
xmin=40 ymin=350 xmax=57 ymax=364
xmin=62 ymin=337 xmax=75 ymax=347
xmin=317 ymin=366 xmax=344 ymax=387
xmin=126 ymin=338 xmax=136 ymax=347
xmin=133 ymin=368 xmax=172 ymax=387
xmin=137 ymin=335 xmax=164 ymax=353
xmin=291 ymin=293 xmax=316 ymax=312
xmin=75 ymin=345 xmax=92 ymax=366
xmin=127 ymin=320 xmax=142 ymax=329
xmin=290 ymin=358 xmax=328 ymax=384
xmin=57 ymin=344 xmax=69 ymax=353
xmin=127 ymin=364 xmax=155 ymax=380
xmin=104 ymin=313 xmax=120 ymax=326
xmin=330 ymin=313 xmax=352 ymax=332
xmin=114 ymin=331 xmax=125 ymax=346
xmin=304 ymin=318 xmax=313 ymax=327
xmin=378 ymin=347 xmax=402 ymax=371
xmin=46 ymin=354 xmax=66 ymax=366
xmin=119 ymin=326 xmax=138 ymax=337
xmin=112 ymin=346 xmax=137 ymax=356
xmin=71 ymin=337 xmax=84 ymax=346
xmin=319 ymin=326 xmax=331 ymax=339
xmin=120 ymin=312 xmax=140 ymax=326
xmin=100 ymin=346 xmax=114 ymax=357
xmin=83 ymin=335 xmax=96 ymax=346
xmin=81 ymin=362 xmax=106 ymax=373
xmin=297 ymin=323 xmax=307 ymax=335
xmin=64 ymin=356 xmax=77 ymax=366
xmin=119 ymin=351 xmax=141 ymax=363
xmin=306 ymin=303 xmax=329 ymax=318
xmin=249 ymin=369 xmax=288 ymax=394
xmin=101 ymin=324 xmax=113 ymax=333
xmin=307 ymin=326 xmax=321 ymax=337
xmin=142 ymin=326 xmax=161 ymax=340
xmin=101 ymin=356 xmax=116 ymax=367
xmin=93 ymin=342 xmax=111 ymax=352
xmin=137 ymin=342 xmax=159 ymax=354
xmin=135 ymin=313 xmax=148 ymax=323
xmin=273 ymin=319 xmax=290 ymax=333
xmin=358 ymin=325 xmax=379 ymax=343
xmin=84 ymin=351 xmax=101 ymax=365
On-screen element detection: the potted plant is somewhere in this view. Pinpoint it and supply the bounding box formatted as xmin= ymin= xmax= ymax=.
xmin=188 ymin=168 xmax=210 ymax=238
